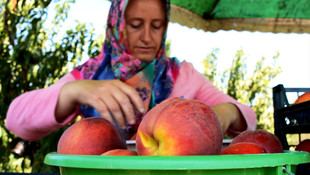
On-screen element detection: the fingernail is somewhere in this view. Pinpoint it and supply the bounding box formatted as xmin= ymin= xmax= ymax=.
xmin=139 ymin=107 xmax=145 ymax=113
xmin=129 ymin=119 xmax=135 ymax=125
xmin=121 ymin=125 xmax=126 ymax=130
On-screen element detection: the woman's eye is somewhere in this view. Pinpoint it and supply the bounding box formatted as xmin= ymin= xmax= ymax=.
xmin=152 ymin=21 xmax=164 ymax=29
xmin=128 ymin=21 xmax=142 ymax=29
xmin=152 ymin=24 xmax=162 ymax=29
xmin=130 ymin=24 xmax=141 ymax=28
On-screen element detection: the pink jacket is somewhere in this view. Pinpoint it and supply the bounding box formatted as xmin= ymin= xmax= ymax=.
xmin=6 ymin=61 xmax=256 ymax=141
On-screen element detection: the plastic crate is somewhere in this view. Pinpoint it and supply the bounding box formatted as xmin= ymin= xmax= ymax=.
xmin=44 ymin=151 xmax=310 ymax=175
xmin=272 ymin=84 xmax=310 ymax=150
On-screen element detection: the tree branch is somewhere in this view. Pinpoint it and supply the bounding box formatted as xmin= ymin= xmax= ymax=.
xmin=4 ymin=0 xmax=16 ymax=47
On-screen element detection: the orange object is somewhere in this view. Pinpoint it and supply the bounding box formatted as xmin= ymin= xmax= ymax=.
xmin=295 ymin=92 xmax=310 ymax=104
xmin=221 ymin=142 xmax=267 ymax=155
xmin=101 ymin=149 xmax=138 ymax=156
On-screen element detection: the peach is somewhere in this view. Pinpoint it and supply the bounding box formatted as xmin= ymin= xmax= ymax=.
xmin=221 ymin=142 xmax=267 ymax=155
xmin=295 ymin=139 xmax=310 ymax=153
xmin=136 ymin=97 xmax=223 ymax=156
xmin=57 ymin=117 xmax=127 ymax=155
xmin=295 ymin=92 xmax=310 ymax=104
xmin=230 ymin=129 xmax=283 ymax=153
xmin=101 ymin=149 xmax=138 ymax=156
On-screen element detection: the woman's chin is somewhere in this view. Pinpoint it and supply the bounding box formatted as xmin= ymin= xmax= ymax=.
xmin=136 ymin=55 xmax=156 ymax=63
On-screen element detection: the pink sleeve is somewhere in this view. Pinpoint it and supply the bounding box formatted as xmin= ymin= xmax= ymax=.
xmin=5 ymin=73 xmax=79 ymax=141
xmin=170 ymin=61 xmax=257 ymax=136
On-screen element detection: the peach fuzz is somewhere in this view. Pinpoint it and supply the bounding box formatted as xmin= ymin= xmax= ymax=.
xmin=57 ymin=117 xmax=127 ymax=155
xmin=136 ymin=97 xmax=223 ymax=156
xmin=230 ymin=129 xmax=283 ymax=153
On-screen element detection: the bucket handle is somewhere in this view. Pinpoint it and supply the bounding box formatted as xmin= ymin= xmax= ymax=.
xmin=282 ymin=165 xmax=295 ymax=175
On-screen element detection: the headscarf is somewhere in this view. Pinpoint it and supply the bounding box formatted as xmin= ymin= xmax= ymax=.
xmin=71 ymin=0 xmax=180 ymax=139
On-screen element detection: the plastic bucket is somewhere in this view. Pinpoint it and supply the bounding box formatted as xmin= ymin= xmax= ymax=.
xmin=44 ymin=151 xmax=310 ymax=175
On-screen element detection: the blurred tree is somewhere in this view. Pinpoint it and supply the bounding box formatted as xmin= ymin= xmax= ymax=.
xmin=203 ymin=48 xmax=282 ymax=134
xmin=0 ymin=0 xmax=103 ymax=172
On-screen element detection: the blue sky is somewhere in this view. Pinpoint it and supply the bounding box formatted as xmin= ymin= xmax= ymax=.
xmin=48 ymin=0 xmax=310 ymax=102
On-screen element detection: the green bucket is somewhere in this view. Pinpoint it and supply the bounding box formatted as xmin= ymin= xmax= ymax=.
xmin=44 ymin=151 xmax=310 ymax=175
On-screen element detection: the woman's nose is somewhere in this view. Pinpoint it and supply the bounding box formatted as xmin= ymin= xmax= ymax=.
xmin=141 ymin=26 xmax=152 ymax=43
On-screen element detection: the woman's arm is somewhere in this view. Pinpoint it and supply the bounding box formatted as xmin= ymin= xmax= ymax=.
xmin=55 ymin=79 xmax=145 ymax=129
xmin=211 ymin=103 xmax=246 ymax=135
xmin=5 ymin=73 xmax=79 ymax=141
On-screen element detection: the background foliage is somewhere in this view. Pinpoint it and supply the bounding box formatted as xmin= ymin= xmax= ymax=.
xmin=1 ymin=0 xmax=281 ymax=173
xmin=0 ymin=0 xmax=103 ymax=172
xmin=202 ymin=48 xmax=282 ymax=132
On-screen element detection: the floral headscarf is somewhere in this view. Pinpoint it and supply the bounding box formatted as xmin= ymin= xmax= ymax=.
xmin=71 ymin=0 xmax=180 ymax=138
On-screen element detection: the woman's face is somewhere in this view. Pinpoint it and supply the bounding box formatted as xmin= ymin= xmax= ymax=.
xmin=125 ymin=0 xmax=167 ymax=63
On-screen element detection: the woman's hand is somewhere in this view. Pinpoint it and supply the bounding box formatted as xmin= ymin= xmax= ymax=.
xmin=55 ymin=80 xmax=145 ymax=129
xmin=211 ymin=103 xmax=246 ymax=134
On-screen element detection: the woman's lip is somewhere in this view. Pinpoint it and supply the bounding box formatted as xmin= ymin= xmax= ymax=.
xmin=136 ymin=47 xmax=153 ymax=52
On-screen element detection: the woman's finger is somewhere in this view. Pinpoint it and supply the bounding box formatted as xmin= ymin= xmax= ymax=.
xmin=99 ymin=91 xmax=127 ymax=129
xmin=116 ymin=81 xmax=145 ymax=114
xmin=110 ymin=87 xmax=136 ymax=126
xmin=89 ymin=98 xmax=114 ymax=124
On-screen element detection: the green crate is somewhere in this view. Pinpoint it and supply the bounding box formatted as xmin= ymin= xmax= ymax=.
xmin=44 ymin=151 xmax=310 ymax=175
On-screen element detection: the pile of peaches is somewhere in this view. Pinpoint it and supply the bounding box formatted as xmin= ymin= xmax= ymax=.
xmin=57 ymin=97 xmax=309 ymax=156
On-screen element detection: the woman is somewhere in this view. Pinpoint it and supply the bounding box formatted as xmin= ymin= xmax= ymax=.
xmin=6 ymin=0 xmax=256 ymax=141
